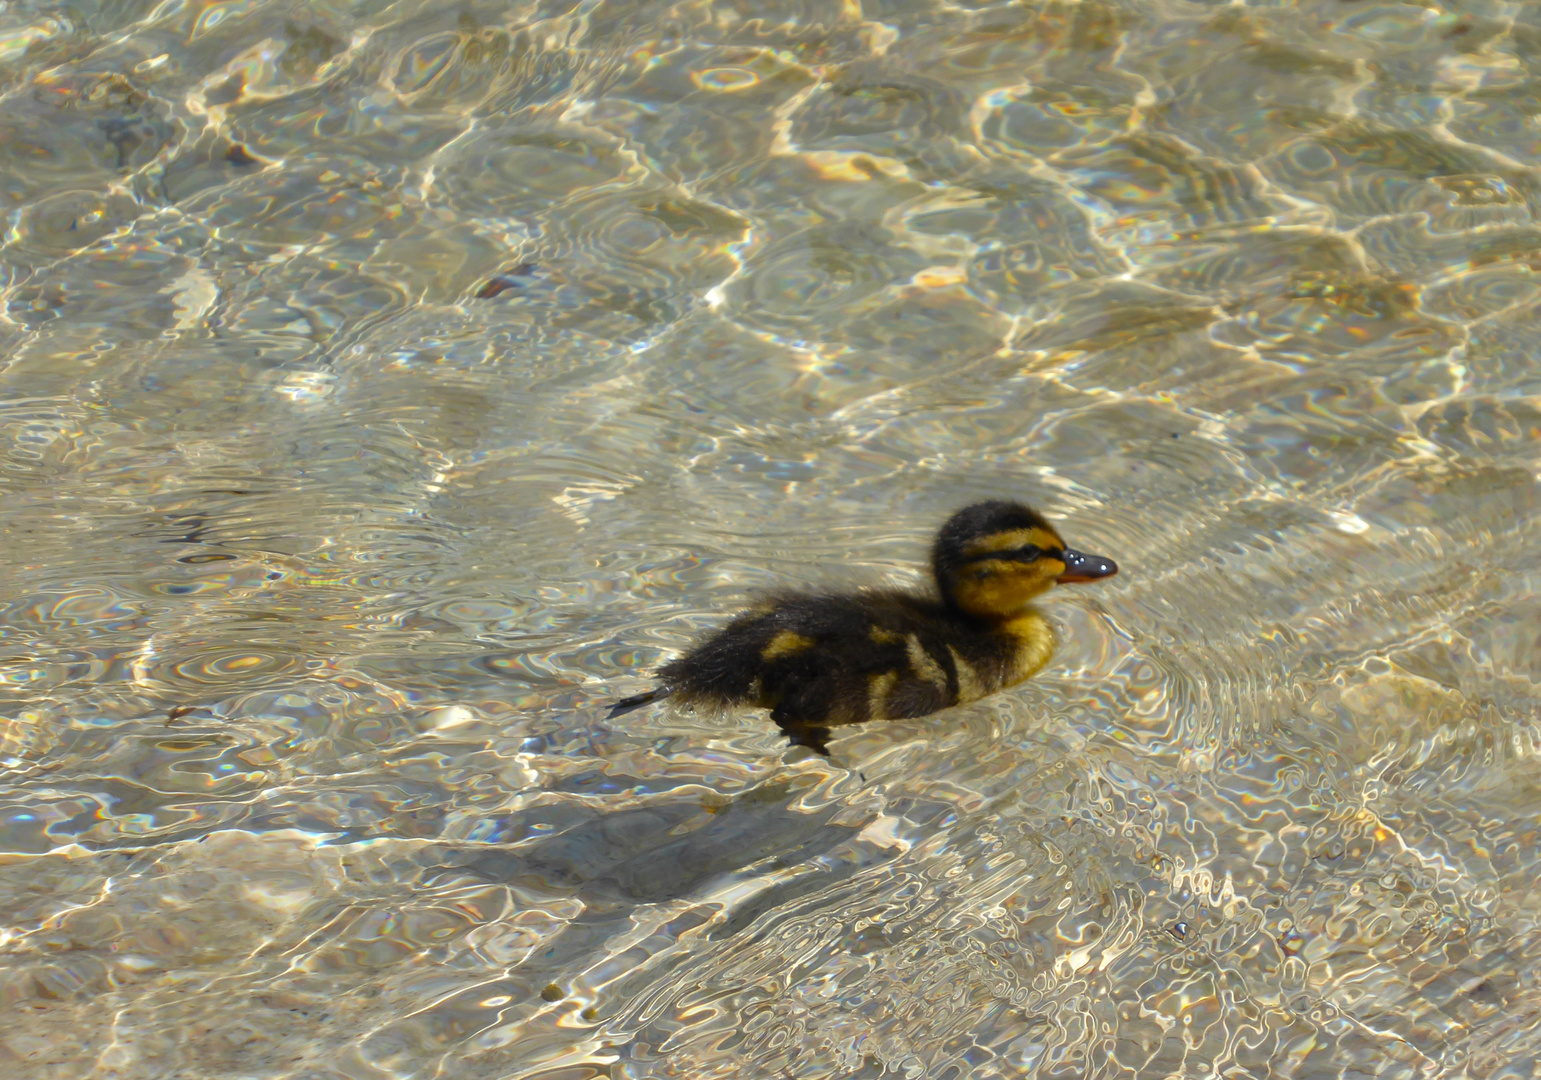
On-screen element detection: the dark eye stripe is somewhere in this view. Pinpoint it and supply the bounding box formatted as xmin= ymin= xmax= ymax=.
xmin=964 ymin=545 xmax=1054 ymax=564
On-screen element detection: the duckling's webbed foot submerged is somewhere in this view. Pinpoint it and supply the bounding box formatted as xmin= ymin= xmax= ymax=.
xmin=776 ymin=719 xmax=832 ymax=756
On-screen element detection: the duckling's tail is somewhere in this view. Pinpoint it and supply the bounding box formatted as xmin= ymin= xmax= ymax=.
xmin=606 ymin=687 xmax=670 ymax=719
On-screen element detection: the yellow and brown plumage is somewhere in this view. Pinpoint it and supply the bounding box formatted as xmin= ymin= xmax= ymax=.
xmin=607 ymin=501 xmax=1118 ymax=754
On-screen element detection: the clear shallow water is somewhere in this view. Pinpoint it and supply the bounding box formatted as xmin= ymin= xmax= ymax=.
xmin=0 ymin=0 xmax=1539 ymax=1076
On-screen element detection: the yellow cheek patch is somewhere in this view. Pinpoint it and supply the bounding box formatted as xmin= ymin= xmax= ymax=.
xmin=961 ymin=526 xmax=1063 ymax=558
xmin=953 ymin=565 xmax=1058 ymax=617
xmin=869 ymin=625 xmax=903 ymax=644
xmin=952 ymin=575 xmax=1019 ymax=615
xmin=762 ymin=630 xmax=815 ymax=660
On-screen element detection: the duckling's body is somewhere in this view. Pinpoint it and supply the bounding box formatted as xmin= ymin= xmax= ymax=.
xmin=608 ymin=501 xmax=1117 ymax=754
xmin=649 ymin=589 xmax=1057 ymax=752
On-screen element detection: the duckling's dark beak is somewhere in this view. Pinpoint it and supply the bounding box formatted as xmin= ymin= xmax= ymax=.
xmin=1057 ymin=548 xmax=1118 ymax=584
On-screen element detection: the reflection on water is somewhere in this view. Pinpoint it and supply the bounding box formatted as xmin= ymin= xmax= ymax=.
xmin=0 ymin=0 xmax=1539 ymax=1075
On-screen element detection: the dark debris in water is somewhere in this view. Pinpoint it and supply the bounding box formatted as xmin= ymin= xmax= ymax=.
xmin=226 ymin=144 xmax=263 ymax=167
xmin=475 ymin=264 xmax=539 ymax=299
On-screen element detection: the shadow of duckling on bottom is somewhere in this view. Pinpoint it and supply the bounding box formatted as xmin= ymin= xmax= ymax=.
xmin=607 ymin=500 xmax=1118 ymax=755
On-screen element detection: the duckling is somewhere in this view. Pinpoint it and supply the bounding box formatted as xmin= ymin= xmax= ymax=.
xmin=607 ymin=501 xmax=1117 ymax=754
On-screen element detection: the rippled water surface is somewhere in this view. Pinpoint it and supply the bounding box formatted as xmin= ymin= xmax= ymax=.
xmin=2 ymin=0 xmax=1540 ymax=1076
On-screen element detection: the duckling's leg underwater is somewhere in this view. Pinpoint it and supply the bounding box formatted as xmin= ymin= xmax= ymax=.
xmin=604 ymin=683 xmax=834 ymax=755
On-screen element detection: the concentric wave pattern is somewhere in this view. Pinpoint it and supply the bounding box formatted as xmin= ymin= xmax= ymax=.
xmin=0 ymin=0 xmax=1540 ymax=1077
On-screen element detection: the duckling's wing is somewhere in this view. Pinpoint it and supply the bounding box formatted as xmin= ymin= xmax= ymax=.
xmin=827 ymin=593 xmax=973 ymax=717
xmin=752 ymin=592 xmax=963 ymax=725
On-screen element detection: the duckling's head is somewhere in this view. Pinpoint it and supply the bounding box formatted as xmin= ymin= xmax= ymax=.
xmin=932 ymin=500 xmax=1118 ymax=619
